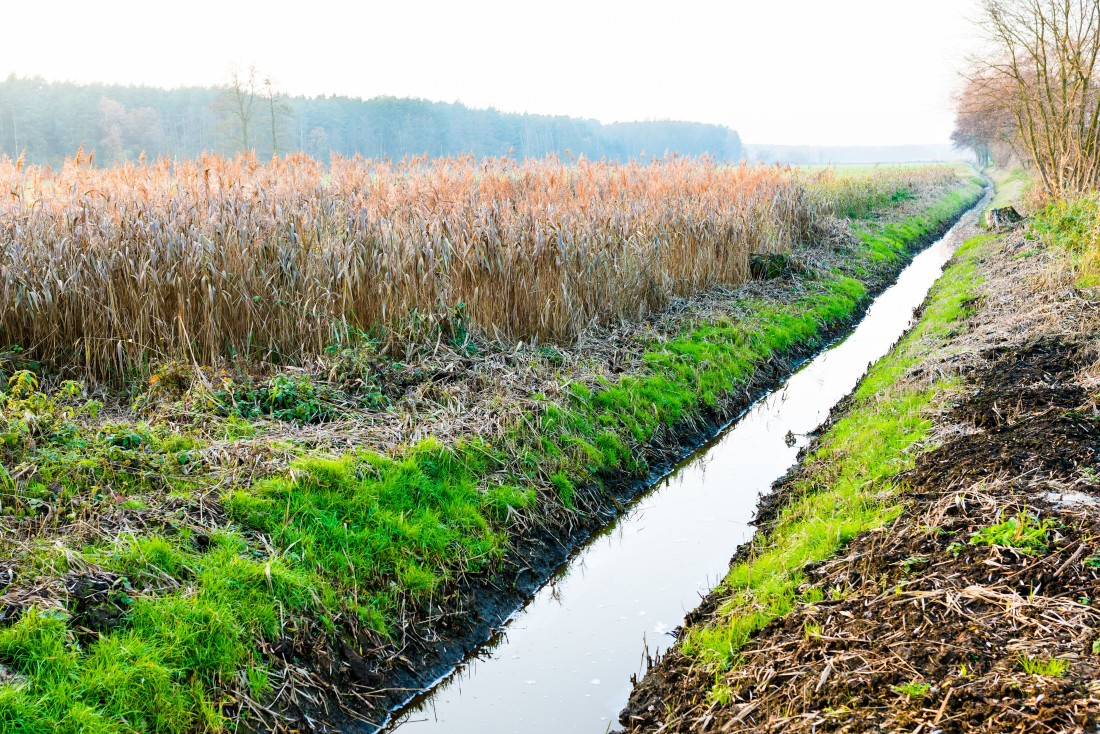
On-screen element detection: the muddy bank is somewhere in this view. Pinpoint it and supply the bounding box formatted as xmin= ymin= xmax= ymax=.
xmin=290 ymin=193 xmax=988 ymax=732
xmin=619 ymin=221 xmax=1100 ymax=732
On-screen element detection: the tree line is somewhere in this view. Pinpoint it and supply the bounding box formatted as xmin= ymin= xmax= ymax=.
xmin=0 ymin=74 xmax=743 ymax=167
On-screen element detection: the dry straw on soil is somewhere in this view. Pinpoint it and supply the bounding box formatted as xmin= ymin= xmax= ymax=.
xmin=0 ymin=152 xmax=955 ymax=378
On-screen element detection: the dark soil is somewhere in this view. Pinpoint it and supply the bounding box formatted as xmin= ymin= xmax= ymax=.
xmin=911 ymin=340 xmax=1099 ymax=488
xmin=67 ymin=572 xmax=129 ymax=641
xmin=619 ymin=332 xmax=1100 ymax=732
xmin=953 ymin=339 xmax=1089 ymax=429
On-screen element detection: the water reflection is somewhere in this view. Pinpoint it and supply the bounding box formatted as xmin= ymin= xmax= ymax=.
xmin=384 ymin=203 xmax=983 ymax=733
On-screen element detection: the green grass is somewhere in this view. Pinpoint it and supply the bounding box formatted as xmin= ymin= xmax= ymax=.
xmin=0 ymin=181 xmax=984 ymax=732
xmin=970 ymin=511 xmax=1054 ymax=555
xmin=1032 ymin=194 xmax=1100 ymax=288
xmin=988 ymin=167 xmax=1032 ymax=209
xmin=1018 ymin=654 xmax=1069 ymax=677
xmin=679 ymin=231 xmax=989 ymax=681
xmin=890 ymin=681 xmax=931 ymax=699
xmin=225 ymin=440 xmax=504 ymax=632
xmin=0 ymin=534 xmax=312 ymax=733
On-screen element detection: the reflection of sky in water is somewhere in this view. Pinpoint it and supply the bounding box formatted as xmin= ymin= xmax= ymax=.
xmin=385 ymin=207 xmax=981 ymax=734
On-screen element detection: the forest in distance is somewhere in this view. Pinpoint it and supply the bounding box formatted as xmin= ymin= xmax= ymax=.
xmin=0 ymin=74 xmax=973 ymax=168
xmin=0 ymin=74 xmax=744 ymax=166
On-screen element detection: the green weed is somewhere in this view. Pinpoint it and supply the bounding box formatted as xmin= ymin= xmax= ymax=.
xmin=1032 ymin=196 xmax=1100 ymax=288
xmin=1018 ymin=654 xmax=1069 ymax=677
xmin=890 ymin=681 xmax=931 ymax=699
xmin=970 ymin=511 xmax=1054 ymax=555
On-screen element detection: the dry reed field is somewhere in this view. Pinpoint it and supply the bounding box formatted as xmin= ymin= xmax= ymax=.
xmin=0 ymin=153 xmax=957 ymax=378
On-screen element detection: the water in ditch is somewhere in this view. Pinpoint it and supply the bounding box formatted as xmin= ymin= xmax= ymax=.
xmin=383 ymin=202 xmax=982 ymax=733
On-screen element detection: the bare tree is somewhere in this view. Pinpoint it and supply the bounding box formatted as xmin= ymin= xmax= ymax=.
xmin=973 ymin=0 xmax=1100 ymax=196
xmin=952 ymin=70 xmax=1018 ymax=167
xmin=217 ymin=64 xmax=259 ymax=151
xmin=307 ymin=125 xmax=328 ymax=158
xmin=262 ymin=76 xmax=293 ymax=156
xmin=98 ymin=97 xmax=128 ymax=162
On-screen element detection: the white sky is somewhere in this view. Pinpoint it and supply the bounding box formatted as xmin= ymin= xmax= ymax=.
xmin=2 ymin=0 xmax=979 ymax=147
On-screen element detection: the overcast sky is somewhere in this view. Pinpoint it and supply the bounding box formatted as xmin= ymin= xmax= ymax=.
xmin=2 ymin=0 xmax=979 ymax=147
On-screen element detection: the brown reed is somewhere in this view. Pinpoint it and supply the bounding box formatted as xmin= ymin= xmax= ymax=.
xmin=0 ymin=152 xmax=957 ymax=378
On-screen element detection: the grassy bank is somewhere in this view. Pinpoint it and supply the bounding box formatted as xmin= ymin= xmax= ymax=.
xmin=0 ymin=174 xmax=982 ymax=732
xmin=679 ymin=230 xmax=988 ymax=684
xmin=988 ymin=167 xmax=1033 ymax=209
xmin=619 ymin=171 xmax=1100 ymax=733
